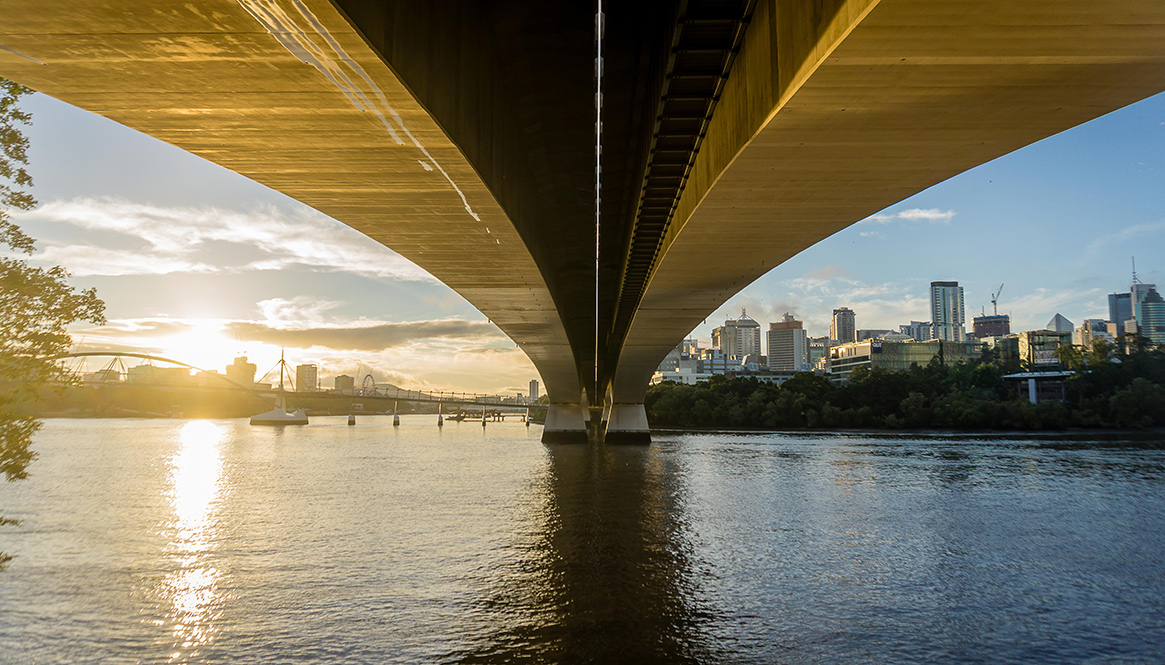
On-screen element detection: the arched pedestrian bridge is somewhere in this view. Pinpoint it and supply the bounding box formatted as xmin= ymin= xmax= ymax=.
xmin=5 ymin=1 xmax=1165 ymax=442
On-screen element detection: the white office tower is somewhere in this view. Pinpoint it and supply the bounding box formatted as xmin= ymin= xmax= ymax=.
xmin=767 ymin=313 xmax=810 ymax=372
xmin=930 ymin=281 xmax=965 ymax=341
xmin=295 ymin=363 xmax=318 ymax=392
xmin=830 ymin=307 xmax=856 ymax=343
xmin=712 ymin=310 xmax=762 ymax=359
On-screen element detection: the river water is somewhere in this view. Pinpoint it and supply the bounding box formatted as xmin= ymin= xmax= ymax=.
xmin=1 ymin=418 xmax=1163 ymax=664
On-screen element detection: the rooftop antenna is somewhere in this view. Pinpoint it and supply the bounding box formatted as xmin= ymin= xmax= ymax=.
xmin=1132 ymin=256 xmax=1141 ymax=284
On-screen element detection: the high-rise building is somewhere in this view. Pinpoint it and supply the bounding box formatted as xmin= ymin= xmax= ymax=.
xmin=295 ymin=364 xmax=318 ymax=392
xmin=334 ymin=374 xmax=355 ymax=393
xmin=1108 ymin=292 xmax=1132 ymax=327
xmin=225 ymin=356 xmax=256 ymax=387
xmin=972 ymin=314 xmax=1010 ymax=338
xmin=830 ymin=307 xmax=856 ymax=343
xmin=899 ymin=321 xmax=933 ymax=342
xmin=1046 ymin=313 xmax=1074 ymax=333
xmin=930 ymin=281 xmax=965 ymax=341
xmin=1140 ymin=287 xmax=1165 ymax=345
xmin=712 ymin=310 xmax=761 ymax=359
xmin=529 ymin=379 xmax=540 ymax=401
xmin=1133 ymin=281 xmax=1158 ymax=330
xmin=767 ymin=313 xmax=810 ymax=372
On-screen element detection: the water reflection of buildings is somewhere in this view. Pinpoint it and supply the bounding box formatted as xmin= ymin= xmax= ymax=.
xmin=160 ymin=421 xmax=227 ymax=662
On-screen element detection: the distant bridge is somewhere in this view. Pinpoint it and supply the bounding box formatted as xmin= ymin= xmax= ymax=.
xmin=53 ymin=352 xmax=531 ymax=411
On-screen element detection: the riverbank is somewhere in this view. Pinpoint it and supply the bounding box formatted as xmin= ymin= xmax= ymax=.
xmin=647 ymin=347 xmax=1165 ymax=431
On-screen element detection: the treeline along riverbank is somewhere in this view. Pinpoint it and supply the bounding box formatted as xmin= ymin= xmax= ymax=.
xmin=646 ymin=340 xmax=1165 ymax=431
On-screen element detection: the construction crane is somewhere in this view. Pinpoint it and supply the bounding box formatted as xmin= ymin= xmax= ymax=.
xmin=990 ymin=284 xmax=1004 ymax=316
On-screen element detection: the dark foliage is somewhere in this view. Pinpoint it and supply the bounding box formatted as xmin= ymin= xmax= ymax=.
xmin=2 ymin=78 xmax=106 ymax=569
xmin=646 ymin=341 xmax=1165 ymax=432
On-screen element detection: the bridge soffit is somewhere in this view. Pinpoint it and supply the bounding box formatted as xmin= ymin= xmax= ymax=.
xmin=614 ymin=0 xmax=1165 ymax=402
xmin=0 ymin=0 xmax=580 ymax=401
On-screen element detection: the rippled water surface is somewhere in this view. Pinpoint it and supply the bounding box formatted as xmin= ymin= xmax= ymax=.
xmin=2 ymin=418 xmax=1164 ymax=663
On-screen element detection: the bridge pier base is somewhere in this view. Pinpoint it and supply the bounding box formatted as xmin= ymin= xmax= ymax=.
xmin=542 ymin=403 xmax=589 ymax=444
xmin=603 ymin=403 xmax=651 ymax=445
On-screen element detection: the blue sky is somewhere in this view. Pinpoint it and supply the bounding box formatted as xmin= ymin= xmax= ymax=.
xmin=12 ymin=89 xmax=1165 ymax=392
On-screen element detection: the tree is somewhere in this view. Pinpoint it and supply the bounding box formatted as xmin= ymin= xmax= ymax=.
xmin=1 ymin=78 xmax=106 ymax=569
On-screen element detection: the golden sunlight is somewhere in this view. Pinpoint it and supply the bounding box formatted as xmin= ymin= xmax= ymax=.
xmin=159 ymin=321 xmax=245 ymax=373
xmin=161 ymin=420 xmax=228 ymax=661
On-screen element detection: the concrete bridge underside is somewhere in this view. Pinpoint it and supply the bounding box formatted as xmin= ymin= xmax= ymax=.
xmin=3 ymin=1 xmax=1165 ymax=442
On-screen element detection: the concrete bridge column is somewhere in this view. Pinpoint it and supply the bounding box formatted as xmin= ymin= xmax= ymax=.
xmin=603 ymin=403 xmax=650 ymax=445
xmin=542 ymin=404 xmax=589 ymax=444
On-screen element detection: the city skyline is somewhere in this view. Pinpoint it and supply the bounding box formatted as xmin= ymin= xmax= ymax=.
xmin=13 ymin=89 xmax=1165 ymax=393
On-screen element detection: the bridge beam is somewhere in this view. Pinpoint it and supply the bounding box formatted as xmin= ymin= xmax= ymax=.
xmin=9 ymin=0 xmax=1165 ymax=441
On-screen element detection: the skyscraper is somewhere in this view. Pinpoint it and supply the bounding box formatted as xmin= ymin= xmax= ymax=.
xmin=1140 ymin=287 xmax=1165 ymax=345
xmin=529 ymin=379 xmax=540 ymax=401
xmin=767 ymin=313 xmax=810 ymax=372
xmin=930 ymin=281 xmax=965 ymax=341
xmin=830 ymin=307 xmax=856 ymax=343
xmin=712 ymin=310 xmax=761 ymax=359
xmin=1133 ymin=281 xmax=1158 ymax=330
xmin=1108 ymin=292 xmax=1132 ymax=327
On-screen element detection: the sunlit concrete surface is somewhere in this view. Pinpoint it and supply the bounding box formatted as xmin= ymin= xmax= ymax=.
xmin=3 ymin=1 xmax=1165 ymax=441
xmin=0 ymin=0 xmax=581 ymax=408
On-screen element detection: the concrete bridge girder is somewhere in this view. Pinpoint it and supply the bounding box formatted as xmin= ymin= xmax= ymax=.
xmin=5 ymin=1 xmax=1165 ymax=444
xmin=611 ymin=0 xmax=1165 ymax=406
xmin=0 ymin=0 xmax=585 ymax=407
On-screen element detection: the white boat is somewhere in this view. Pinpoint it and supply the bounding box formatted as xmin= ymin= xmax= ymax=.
xmin=250 ymin=351 xmax=309 ymax=426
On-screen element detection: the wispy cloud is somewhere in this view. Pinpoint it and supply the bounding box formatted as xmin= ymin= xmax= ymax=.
xmin=225 ymin=319 xmax=504 ymax=351
xmin=257 ymin=296 xmax=343 ymax=326
xmin=35 ymin=245 xmax=218 ymax=276
xmin=1083 ymin=218 xmax=1165 ymax=260
xmin=1003 ymin=287 xmax=1105 ymax=331
xmin=707 ymin=277 xmax=932 ymax=341
xmin=863 ymin=208 xmax=956 ymax=224
xmin=17 ymin=197 xmax=436 ymax=281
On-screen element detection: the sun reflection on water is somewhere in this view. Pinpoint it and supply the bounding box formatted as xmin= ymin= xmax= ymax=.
xmin=160 ymin=420 xmax=228 ymax=662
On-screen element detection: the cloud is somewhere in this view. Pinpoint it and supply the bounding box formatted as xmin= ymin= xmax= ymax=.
xmin=697 ymin=277 xmax=936 ymax=342
xmin=863 ymin=208 xmax=956 ymax=224
xmin=802 ymin=265 xmax=854 ymax=282
xmin=17 ymin=197 xmax=437 ymax=282
xmin=34 ymin=245 xmax=218 ymax=276
xmin=1002 ymin=287 xmax=1104 ymax=331
xmin=257 ymin=296 xmax=343 ymax=325
xmin=1082 ymin=219 xmax=1165 ymax=260
xmin=224 ymin=319 xmax=505 ymax=351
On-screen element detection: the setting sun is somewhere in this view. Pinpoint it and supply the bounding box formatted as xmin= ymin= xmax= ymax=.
xmin=161 ymin=322 xmax=243 ymax=373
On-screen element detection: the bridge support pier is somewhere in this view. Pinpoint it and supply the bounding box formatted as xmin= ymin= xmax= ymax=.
xmin=603 ymin=403 xmax=651 ymax=445
xmin=542 ymin=403 xmax=589 ymax=444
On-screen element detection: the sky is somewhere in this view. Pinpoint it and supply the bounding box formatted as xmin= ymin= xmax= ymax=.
xmin=10 ymin=89 xmax=1165 ymax=393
